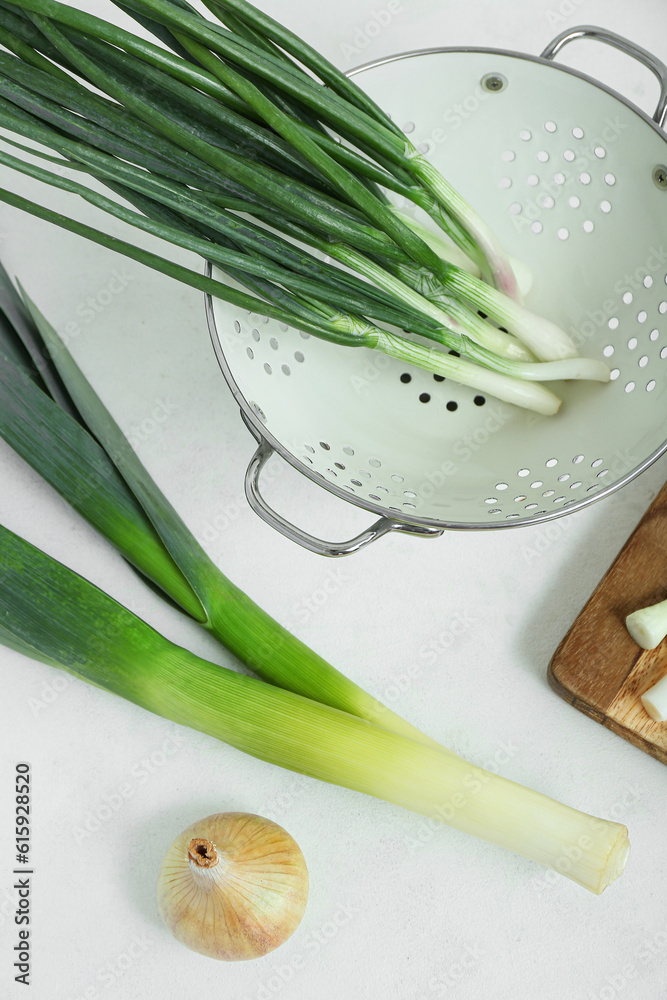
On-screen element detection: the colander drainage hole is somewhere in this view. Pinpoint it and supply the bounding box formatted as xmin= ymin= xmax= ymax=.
xmin=399 ymin=372 xmax=485 ymax=409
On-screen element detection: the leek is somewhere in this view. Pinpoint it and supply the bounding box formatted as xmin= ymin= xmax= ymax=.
xmin=0 ymin=276 xmax=436 ymax=748
xmin=0 ymin=521 xmax=630 ymax=894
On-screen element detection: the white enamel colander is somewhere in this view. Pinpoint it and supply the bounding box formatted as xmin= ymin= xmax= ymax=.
xmin=206 ymin=25 xmax=667 ymax=556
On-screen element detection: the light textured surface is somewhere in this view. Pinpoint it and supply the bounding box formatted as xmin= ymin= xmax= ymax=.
xmin=1 ymin=2 xmax=667 ymax=998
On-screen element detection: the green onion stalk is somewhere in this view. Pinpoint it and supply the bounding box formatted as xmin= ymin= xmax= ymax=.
xmin=0 ymin=100 xmax=585 ymax=414
xmin=0 ymin=136 xmax=599 ymax=412
xmin=0 ymin=0 xmax=604 ymax=403
xmin=0 ymin=110 xmax=565 ymax=412
xmin=0 ymin=170 xmax=560 ymax=414
xmin=114 ymin=0 xmax=523 ymax=298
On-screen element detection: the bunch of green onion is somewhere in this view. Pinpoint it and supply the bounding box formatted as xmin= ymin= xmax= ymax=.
xmin=0 ymin=0 xmax=611 ymax=413
xmin=0 ymin=264 xmax=630 ymax=893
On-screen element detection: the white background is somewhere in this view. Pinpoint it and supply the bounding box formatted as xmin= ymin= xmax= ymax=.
xmin=2 ymin=1 xmax=667 ymax=998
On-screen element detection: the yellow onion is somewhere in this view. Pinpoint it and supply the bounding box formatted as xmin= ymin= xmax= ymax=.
xmin=156 ymin=812 xmax=309 ymax=960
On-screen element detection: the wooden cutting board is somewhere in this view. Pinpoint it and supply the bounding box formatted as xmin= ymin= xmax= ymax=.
xmin=548 ymin=482 xmax=667 ymax=763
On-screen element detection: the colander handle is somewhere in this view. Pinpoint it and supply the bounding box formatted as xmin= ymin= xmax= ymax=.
xmin=245 ymin=437 xmax=443 ymax=557
xmin=541 ymin=25 xmax=667 ymax=127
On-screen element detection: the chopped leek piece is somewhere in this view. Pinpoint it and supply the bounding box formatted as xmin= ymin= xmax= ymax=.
xmin=626 ymin=598 xmax=667 ymax=651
